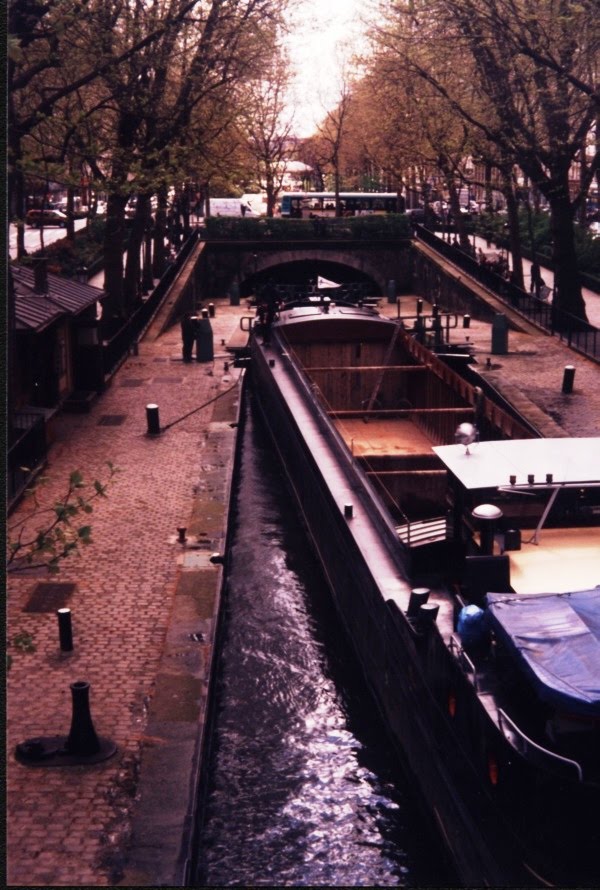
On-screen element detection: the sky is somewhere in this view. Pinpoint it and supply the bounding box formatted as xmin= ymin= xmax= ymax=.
xmin=283 ymin=0 xmax=367 ymax=137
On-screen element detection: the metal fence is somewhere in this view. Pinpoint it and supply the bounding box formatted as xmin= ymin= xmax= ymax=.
xmin=415 ymin=225 xmax=599 ymax=363
xmin=7 ymin=410 xmax=48 ymax=510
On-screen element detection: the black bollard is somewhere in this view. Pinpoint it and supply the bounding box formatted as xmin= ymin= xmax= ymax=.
xmin=463 ymin=314 xmax=471 ymax=329
xmin=57 ymin=608 xmax=73 ymax=652
xmin=15 ymin=680 xmax=117 ymax=766
xmin=65 ymin=681 xmax=101 ymax=756
xmin=146 ymin=403 xmax=160 ymax=435
xmin=562 ymin=365 xmax=575 ymax=394
xmin=416 ymin=298 xmax=423 ymax=314
xmin=407 ymin=587 xmax=430 ymax=618
xmin=208 ymin=302 xmax=215 ymax=318
xmin=419 ymin=602 xmax=439 ymax=624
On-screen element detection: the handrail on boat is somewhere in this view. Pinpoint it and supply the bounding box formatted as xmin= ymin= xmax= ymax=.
xmin=449 ymin=634 xmax=479 ymax=692
xmin=497 ymin=709 xmax=583 ymax=782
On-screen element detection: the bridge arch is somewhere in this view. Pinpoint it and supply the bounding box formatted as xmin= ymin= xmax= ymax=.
xmin=239 ymin=248 xmax=389 ymax=296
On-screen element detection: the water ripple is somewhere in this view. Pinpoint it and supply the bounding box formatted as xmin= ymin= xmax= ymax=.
xmin=194 ymin=401 xmax=450 ymax=887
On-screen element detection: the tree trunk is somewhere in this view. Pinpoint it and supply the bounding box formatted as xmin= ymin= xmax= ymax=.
xmin=504 ymin=187 xmax=524 ymax=289
xmin=549 ymin=193 xmax=588 ymax=328
xmin=103 ymin=193 xmax=128 ymax=322
xmin=153 ymin=188 xmax=168 ymax=279
xmin=125 ymin=195 xmax=150 ymax=311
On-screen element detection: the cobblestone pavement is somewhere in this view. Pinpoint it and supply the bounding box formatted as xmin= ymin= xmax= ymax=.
xmin=7 ymin=298 xmax=248 ymax=886
xmin=6 ymin=284 xmax=599 ymax=887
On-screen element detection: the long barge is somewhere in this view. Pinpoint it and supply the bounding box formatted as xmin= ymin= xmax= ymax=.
xmin=247 ymin=297 xmax=600 ymax=887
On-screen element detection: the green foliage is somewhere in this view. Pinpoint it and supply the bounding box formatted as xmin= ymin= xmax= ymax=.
xmin=203 ymin=214 xmax=411 ymax=241
xmin=17 ymin=220 xmax=110 ymax=278
xmin=7 ymin=462 xmax=119 ymax=574
xmin=476 ymin=211 xmax=600 ymax=279
xmin=6 ymin=631 xmax=37 ymax=671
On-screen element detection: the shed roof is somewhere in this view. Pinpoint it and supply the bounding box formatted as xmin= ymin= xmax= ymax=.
xmin=11 ymin=264 xmax=105 ymax=333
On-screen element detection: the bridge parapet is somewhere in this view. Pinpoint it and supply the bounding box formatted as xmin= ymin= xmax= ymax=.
xmin=201 ymin=214 xmax=411 ymax=242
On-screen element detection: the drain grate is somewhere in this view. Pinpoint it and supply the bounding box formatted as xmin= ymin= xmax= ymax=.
xmin=154 ymin=377 xmax=183 ymax=384
xmin=119 ymin=378 xmax=145 ymax=387
xmin=24 ymin=582 xmax=76 ymax=613
xmin=98 ymin=414 xmax=127 ymax=426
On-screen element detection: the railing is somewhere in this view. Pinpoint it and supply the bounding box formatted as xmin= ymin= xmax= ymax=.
xmin=415 ymin=225 xmax=599 ymax=363
xmin=7 ymin=411 xmax=48 ymax=510
xmin=497 ymin=708 xmax=583 ymax=782
xmin=102 ymin=230 xmax=200 ymax=378
xmin=449 ymin=634 xmax=479 ymax=691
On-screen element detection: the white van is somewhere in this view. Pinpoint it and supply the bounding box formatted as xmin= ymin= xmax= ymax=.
xmin=207 ymin=197 xmax=257 ymax=217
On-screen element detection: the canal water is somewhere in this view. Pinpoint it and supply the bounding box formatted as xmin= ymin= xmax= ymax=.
xmin=192 ymin=394 xmax=454 ymax=887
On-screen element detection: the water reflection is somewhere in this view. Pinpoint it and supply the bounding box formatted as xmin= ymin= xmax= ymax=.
xmin=193 ymin=397 xmax=451 ymax=886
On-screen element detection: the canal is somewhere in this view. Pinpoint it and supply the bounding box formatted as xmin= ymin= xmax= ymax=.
xmin=191 ymin=392 xmax=454 ymax=887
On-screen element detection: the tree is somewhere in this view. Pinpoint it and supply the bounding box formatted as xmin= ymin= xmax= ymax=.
xmin=242 ymin=53 xmax=294 ymax=217
xmin=7 ymin=463 xmax=118 ymax=574
xmin=315 ymin=72 xmax=354 ymax=214
xmin=377 ymin=0 xmax=599 ymax=324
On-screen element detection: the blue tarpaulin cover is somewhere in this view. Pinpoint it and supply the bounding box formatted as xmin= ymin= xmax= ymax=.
xmin=486 ymin=588 xmax=600 ymax=717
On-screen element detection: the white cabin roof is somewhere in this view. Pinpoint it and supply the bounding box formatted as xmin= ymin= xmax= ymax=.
xmin=432 ymin=438 xmax=600 ymax=490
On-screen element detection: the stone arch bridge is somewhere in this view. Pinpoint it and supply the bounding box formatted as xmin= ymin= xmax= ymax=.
xmin=191 ymin=237 xmax=413 ymax=304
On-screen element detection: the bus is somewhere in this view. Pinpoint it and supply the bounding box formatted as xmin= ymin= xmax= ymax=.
xmin=279 ymin=192 xmax=405 ymax=218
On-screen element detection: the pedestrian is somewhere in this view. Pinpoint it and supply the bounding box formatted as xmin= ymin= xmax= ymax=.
xmin=257 ymin=278 xmax=279 ymax=345
xmin=530 ymin=262 xmax=543 ymax=298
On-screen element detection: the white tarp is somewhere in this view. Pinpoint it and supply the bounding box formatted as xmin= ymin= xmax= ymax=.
xmin=317 ymin=276 xmax=342 ymax=289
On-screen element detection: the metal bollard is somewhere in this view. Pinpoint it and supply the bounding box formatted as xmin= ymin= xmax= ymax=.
xmin=208 ymin=302 xmax=215 ymax=318
xmin=407 ymin=587 xmax=430 ymax=618
xmin=146 ymin=403 xmax=160 ymax=435
xmin=463 ymin=314 xmax=471 ymax=328
xmin=562 ymin=365 xmax=575 ymax=394
xmin=65 ymin=681 xmax=101 ymax=756
xmin=419 ymin=602 xmax=439 ymax=624
xmin=57 ymin=608 xmax=73 ymax=652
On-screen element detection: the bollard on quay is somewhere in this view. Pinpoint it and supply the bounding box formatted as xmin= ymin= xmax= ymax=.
xmin=57 ymin=607 xmax=73 ymax=652
xmin=208 ymin=302 xmax=215 ymax=318
xmin=463 ymin=314 xmax=471 ymax=329
xmin=65 ymin=681 xmax=101 ymax=756
xmin=14 ymin=680 xmax=117 ymax=766
xmin=562 ymin=365 xmax=575 ymax=394
xmin=146 ymin=403 xmax=161 ymax=435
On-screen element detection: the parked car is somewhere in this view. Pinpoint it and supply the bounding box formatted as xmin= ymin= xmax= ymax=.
xmin=26 ymin=209 xmax=68 ymax=228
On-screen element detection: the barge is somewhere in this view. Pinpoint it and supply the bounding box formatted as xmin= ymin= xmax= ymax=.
xmin=247 ymin=297 xmax=600 ymax=886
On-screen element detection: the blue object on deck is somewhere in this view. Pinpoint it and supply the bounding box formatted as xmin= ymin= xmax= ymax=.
xmin=457 ymin=604 xmax=490 ymax=654
xmin=486 ymin=587 xmax=600 ymax=716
